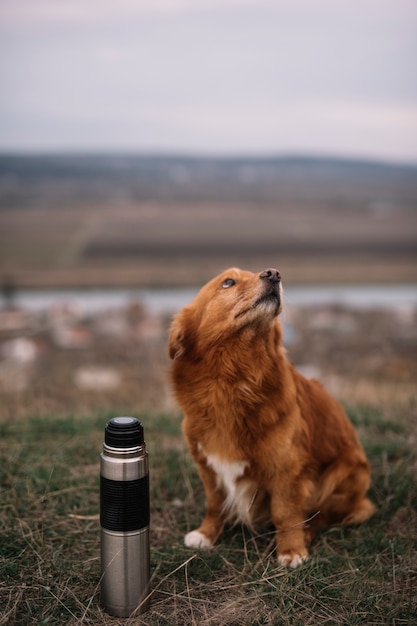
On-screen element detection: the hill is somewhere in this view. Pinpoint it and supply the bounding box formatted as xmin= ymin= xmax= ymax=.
xmin=0 ymin=154 xmax=416 ymax=287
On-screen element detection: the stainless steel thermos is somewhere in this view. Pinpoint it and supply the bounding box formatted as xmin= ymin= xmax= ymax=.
xmin=100 ymin=416 xmax=150 ymax=617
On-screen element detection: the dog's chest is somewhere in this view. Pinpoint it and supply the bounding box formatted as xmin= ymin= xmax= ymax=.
xmin=199 ymin=445 xmax=255 ymax=525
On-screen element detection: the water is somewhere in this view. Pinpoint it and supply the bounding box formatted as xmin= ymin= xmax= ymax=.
xmin=283 ymin=284 xmax=417 ymax=310
xmin=8 ymin=287 xmax=198 ymax=315
xmin=6 ymin=284 xmax=417 ymax=314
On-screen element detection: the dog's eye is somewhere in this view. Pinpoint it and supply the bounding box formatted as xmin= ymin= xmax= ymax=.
xmin=222 ymin=278 xmax=236 ymax=289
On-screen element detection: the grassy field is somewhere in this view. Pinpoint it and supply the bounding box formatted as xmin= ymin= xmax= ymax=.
xmin=1 ymin=400 xmax=416 ymax=625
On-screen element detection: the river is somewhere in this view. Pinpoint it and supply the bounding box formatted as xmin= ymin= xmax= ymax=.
xmin=5 ymin=284 xmax=417 ymax=314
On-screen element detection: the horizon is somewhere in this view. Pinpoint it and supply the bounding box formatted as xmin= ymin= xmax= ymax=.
xmin=1 ymin=150 xmax=417 ymax=169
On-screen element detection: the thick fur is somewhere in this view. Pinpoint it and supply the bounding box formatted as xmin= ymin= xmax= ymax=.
xmin=169 ymin=268 xmax=375 ymax=567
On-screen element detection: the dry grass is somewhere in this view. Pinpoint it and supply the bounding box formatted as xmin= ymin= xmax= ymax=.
xmin=1 ymin=399 xmax=416 ymax=625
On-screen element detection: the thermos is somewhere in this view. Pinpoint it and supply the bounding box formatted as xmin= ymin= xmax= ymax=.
xmin=100 ymin=416 xmax=150 ymax=617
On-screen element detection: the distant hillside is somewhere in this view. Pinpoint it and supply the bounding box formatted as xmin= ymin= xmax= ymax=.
xmin=0 ymin=154 xmax=416 ymax=287
xmin=0 ymin=153 xmax=416 ymax=209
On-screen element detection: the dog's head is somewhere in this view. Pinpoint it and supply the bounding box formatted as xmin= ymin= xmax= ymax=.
xmin=169 ymin=268 xmax=283 ymax=359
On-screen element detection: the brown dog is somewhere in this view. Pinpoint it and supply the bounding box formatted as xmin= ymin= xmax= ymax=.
xmin=169 ymin=268 xmax=375 ymax=567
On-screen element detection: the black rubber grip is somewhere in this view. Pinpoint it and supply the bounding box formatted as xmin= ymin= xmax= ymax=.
xmin=100 ymin=475 xmax=150 ymax=532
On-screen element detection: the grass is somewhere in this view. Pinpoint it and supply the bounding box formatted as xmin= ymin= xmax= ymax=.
xmin=1 ymin=405 xmax=416 ymax=625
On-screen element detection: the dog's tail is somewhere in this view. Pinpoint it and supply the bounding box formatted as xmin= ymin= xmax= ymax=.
xmin=314 ymin=454 xmax=375 ymax=525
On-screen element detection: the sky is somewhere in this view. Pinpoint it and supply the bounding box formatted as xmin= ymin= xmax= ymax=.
xmin=0 ymin=0 xmax=416 ymax=163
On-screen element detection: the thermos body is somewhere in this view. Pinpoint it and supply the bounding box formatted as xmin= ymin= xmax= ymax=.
xmin=100 ymin=417 xmax=150 ymax=617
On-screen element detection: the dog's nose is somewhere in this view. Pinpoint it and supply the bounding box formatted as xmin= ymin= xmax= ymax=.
xmin=259 ymin=268 xmax=281 ymax=284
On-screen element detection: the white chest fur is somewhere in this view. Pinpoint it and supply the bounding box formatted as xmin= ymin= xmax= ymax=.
xmin=202 ymin=448 xmax=255 ymax=526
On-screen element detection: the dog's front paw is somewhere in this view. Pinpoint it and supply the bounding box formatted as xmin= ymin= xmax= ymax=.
xmin=184 ymin=530 xmax=214 ymax=549
xmin=278 ymin=551 xmax=308 ymax=568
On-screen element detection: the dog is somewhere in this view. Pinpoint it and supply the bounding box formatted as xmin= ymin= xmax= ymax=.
xmin=169 ymin=267 xmax=375 ymax=567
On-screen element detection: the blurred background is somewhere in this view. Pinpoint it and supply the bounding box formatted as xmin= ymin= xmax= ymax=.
xmin=0 ymin=0 xmax=416 ymax=415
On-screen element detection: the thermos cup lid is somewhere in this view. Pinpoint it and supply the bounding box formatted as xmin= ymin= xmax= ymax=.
xmin=105 ymin=416 xmax=144 ymax=448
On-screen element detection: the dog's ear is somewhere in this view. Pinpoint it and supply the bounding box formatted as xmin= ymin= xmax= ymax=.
xmin=168 ymin=309 xmax=188 ymax=360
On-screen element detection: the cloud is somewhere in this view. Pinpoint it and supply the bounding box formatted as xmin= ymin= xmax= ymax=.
xmin=0 ymin=0 xmax=264 ymax=23
xmin=138 ymin=100 xmax=417 ymax=158
xmin=1 ymin=0 xmax=416 ymax=24
xmin=0 ymin=0 xmax=416 ymax=160
xmin=3 ymin=96 xmax=414 ymax=161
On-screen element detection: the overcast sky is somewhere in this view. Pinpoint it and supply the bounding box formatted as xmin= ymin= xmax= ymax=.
xmin=1 ymin=0 xmax=416 ymax=162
